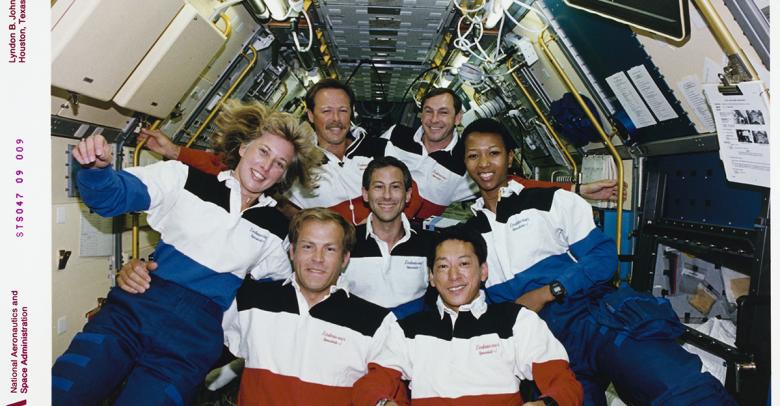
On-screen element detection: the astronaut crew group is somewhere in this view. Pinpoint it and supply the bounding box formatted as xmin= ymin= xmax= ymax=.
xmin=53 ymin=79 xmax=735 ymax=406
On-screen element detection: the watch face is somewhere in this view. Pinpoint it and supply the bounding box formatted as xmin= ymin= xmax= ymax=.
xmin=550 ymin=281 xmax=565 ymax=297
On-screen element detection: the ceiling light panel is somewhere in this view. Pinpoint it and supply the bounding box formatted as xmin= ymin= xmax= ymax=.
xmin=317 ymin=0 xmax=454 ymax=101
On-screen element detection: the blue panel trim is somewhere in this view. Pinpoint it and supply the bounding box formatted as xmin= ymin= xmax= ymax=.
xmin=602 ymin=210 xmax=633 ymax=282
xmin=73 ymin=332 xmax=105 ymax=344
xmin=648 ymin=152 xmax=765 ymax=228
xmin=77 ymin=167 xmax=151 ymax=217
xmin=152 ymin=241 xmax=243 ymax=310
xmin=57 ymin=353 xmax=90 ymax=367
xmin=164 ymin=384 xmax=184 ymax=406
xmin=52 ymin=376 xmax=74 ymax=392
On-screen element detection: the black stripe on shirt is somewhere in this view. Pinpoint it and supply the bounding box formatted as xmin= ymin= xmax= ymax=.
xmin=348 ymin=133 xmax=387 ymax=160
xmin=242 ymin=207 xmax=290 ymax=240
xmin=388 ymin=125 xmax=421 ymax=154
xmin=388 ymin=125 xmax=467 ymax=176
xmin=236 ymin=279 xmax=299 ymax=314
xmin=350 ymin=226 xmax=434 ymax=259
xmin=184 ymin=166 xmax=230 ymax=211
xmin=399 ymin=301 xmax=521 ymax=340
xmin=238 ymin=280 xmax=391 ymax=337
xmin=495 ymin=188 xmax=558 ymax=224
xmin=465 ymin=213 xmax=492 ymax=234
xmin=310 ymin=291 xmax=391 ymax=337
xmin=182 ymin=167 xmax=289 ymax=240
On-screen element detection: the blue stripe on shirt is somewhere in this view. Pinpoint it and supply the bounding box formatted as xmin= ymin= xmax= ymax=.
xmin=152 ymin=241 xmax=244 ymax=310
xmin=485 ymin=228 xmax=616 ymax=304
xmin=391 ymin=296 xmax=427 ymax=320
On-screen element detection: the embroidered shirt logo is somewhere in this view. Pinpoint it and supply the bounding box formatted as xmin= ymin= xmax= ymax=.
xmin=476 ymin=343 xmax=499 ymax=355
xmin=509 ymin=217 xmax=529 ymax=231
xmin=404 ymin=259 xmax=424 ymax=270
xmin=322 ymin=331 xmax=346 ymax=346
xmin=431 ymin=170 xmax=447 ymax=181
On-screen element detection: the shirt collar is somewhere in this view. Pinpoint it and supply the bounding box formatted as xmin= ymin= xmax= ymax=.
xmin=218 ymin=170 xmax=277 ymax=208
xmin=469 ymin=179 xmax=523 ymax=215
xmin=364 ymin=213 xmax=415 ymax=242
xmin=413 ymin=126 xmax=460 ymax=154
xmin=436 ymin=290 xmax=488 ymax=320
xmin=318 ymin=127 xmax=362 ymax=163
xmin=283 ymin=273 xmax=350 ymax=304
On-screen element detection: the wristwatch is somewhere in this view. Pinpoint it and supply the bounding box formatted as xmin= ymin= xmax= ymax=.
xmin=549 ymin=280 xmax=566 ymax=303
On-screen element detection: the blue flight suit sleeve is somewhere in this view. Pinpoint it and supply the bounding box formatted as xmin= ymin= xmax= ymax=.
xmin=76 ymin=166 xmax=151 ymax=217
xmin=552 ymin=189 xmax=617 ymax=296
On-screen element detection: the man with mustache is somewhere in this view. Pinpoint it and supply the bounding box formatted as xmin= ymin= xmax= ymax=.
xmin=381 ymin=87 xmax=622 ymax=220
xmin=138 ymin=79 xmax=422 ymax=224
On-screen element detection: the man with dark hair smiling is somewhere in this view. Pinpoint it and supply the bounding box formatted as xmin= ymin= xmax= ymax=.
xmin=340 ymin=156 xmax=434 ymax=319
xmin=353 ymin=226 xmax=582 ymax=405
xmin=459 ymin=117 xmax=736 ymax=405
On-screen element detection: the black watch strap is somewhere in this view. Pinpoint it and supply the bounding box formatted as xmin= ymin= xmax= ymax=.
xmin=549 ymin=280 xmax=566 ymax=302
xmin=540 ymin=396 xmax=559 ymax=406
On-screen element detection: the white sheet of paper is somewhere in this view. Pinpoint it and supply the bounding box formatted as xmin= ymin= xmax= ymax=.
xmin=79 ymin=206 xmax=114 ymax=257
xmin=581 ymin=155 xmax=617 ymax=209
xmin=606 ymin=71 xmax=657 ymax=129
xmin=627 ymin=65 xmax=679 ymax=122
xmin=678 ymin=75 xmax=716 ymax=133
xmin=703 ymin=81 xmax=770 ymax=188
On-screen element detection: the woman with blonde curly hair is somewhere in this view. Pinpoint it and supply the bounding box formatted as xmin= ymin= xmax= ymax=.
xmin=52 ymin=100 xmax=322 ymax=406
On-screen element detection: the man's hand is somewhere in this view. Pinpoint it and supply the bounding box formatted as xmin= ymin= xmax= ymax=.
xmin=575 ymin=179 xmax=628 ymax=202
xmin=137 ymin=128 xmax=181 ymax=160
xmin=72 ymin=134 xmax=113 ymax=169
xmin=117 ymin=259 xmax=158 ymax=294
xmin=515 ymin=285 xmax=555 ymax=313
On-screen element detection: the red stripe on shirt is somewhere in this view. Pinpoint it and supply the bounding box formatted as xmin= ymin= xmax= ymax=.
xmin=413 ymin=392 xmax=523 ymax=405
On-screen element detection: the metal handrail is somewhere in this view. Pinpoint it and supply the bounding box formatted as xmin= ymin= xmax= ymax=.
xmin=272 ymin=81 xmax=289 ymax=110
xmin=131 ymin=119 xmax=161 ymax=260
xmin=184 ymin=45 xmax=258 ymax=148
xmin=538 ymin=28 xmax=625 ymax=265
xmin=217 ymin=12 xmax=233 ymax=38
xmin=507 ymin=58 xmax=578 ymax=177
xmin=692 ymin=0 xmax=759 ymax=82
